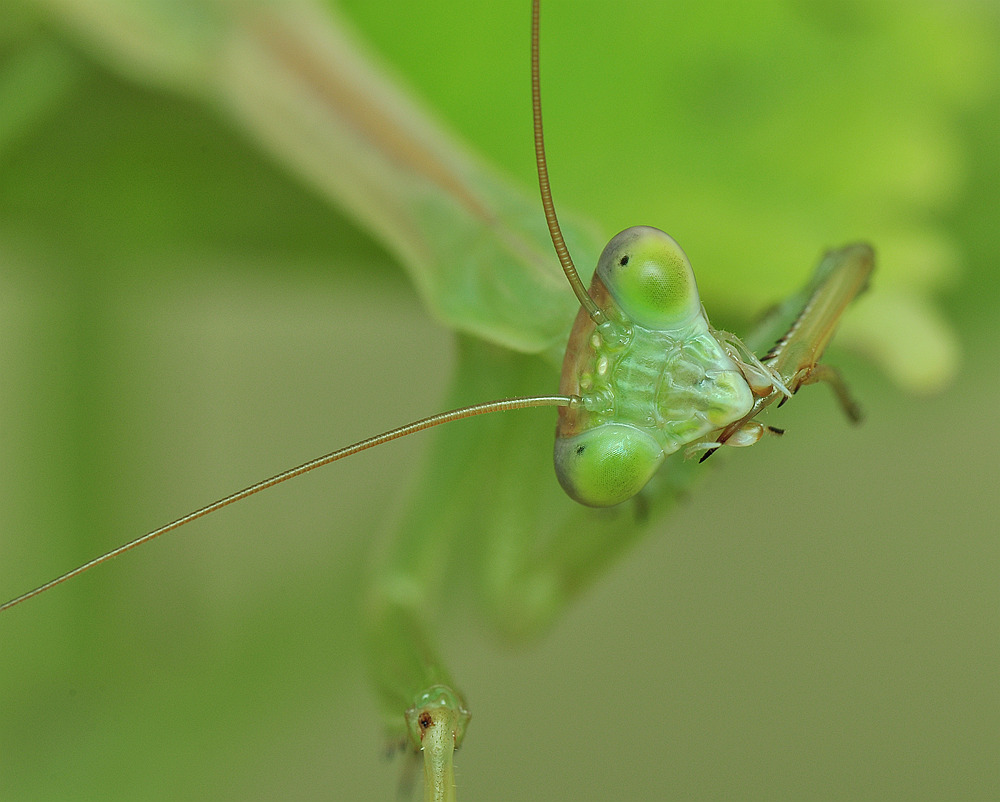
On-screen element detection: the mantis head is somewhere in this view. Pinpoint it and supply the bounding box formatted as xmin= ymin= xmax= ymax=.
xmin=553 ymin=226 xmax=708 ymax=508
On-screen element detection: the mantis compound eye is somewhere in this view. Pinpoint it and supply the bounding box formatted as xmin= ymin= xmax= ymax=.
xmin=554 ymin=423 xmax=665 ymax=507
xmin=596 ymin=226 xmax=702 ymax=330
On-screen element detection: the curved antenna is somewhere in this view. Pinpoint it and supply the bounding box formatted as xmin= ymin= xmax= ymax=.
xmin=1 ymin=394 xmax=574 ymax=612
xmin=531 ymin=0 xmax=606 ymax=325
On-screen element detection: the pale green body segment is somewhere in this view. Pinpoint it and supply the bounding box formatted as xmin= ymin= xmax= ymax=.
xmin=555 ymin=227 xmax=756 ymax=507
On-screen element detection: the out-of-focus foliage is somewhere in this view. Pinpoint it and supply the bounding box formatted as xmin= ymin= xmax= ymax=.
xmin=1 ymin=1 xmax=998 ymax=800
xmin=8 ymin=0 xmax=983 ymax=388
xmin=344 ymin=0 xmax=988 ymax=392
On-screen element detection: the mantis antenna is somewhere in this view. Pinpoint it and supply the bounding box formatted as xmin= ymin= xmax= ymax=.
xmin=0 ymin=395 xmax=574 ymax=612
xmin=531 ymin=0 xmax=605 ymax=325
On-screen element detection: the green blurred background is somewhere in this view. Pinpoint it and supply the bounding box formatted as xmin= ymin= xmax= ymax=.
xmin=1 ymin=0 xmax=997 ymax=799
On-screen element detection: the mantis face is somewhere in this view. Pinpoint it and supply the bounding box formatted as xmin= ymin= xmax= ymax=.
xmin=554 ymin=226 xmax=756 ymax=507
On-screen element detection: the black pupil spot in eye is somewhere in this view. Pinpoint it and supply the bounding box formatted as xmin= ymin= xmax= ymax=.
xmin=575 ymin=445 xmax=586 ymax=455
xmin=419 ymin=712 xmax=433 ymax=730
xmin=619 ymin=255 xmax=629 ymax=266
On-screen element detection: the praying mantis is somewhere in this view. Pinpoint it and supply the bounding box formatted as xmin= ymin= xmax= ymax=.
xmin=0 ymin=0 xmax=891 ymax=799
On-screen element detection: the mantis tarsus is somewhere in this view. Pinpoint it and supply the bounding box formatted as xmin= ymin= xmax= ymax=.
xmin=1 ymin=1 xmax=875 ymax=800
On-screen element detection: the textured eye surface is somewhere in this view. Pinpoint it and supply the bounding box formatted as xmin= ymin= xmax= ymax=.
xmin=554 ymin=424 xmax=665 ymax=507
xmin=596 ymin=226 xmax=702 ymax=330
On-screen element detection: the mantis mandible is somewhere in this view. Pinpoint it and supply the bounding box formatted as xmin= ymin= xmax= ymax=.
xmin=1 ymin=1 xmax=874 ymax=800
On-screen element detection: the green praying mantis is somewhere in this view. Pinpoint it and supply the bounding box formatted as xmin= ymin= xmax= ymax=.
xmin=0 ymin=1 xmax=879 ymax=799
